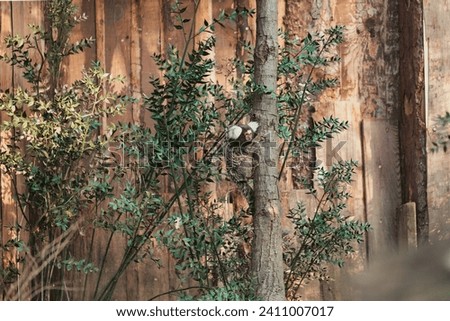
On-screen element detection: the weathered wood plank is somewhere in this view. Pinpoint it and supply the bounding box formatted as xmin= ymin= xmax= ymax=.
xmin=54 ymin=0 xmax=98 ymax=301
xmin=63 ymin=0 xmax=96 ymax=84
xmin=397 ymin=202 xmax=417 ymax=250
xmin=212 ymin=0 xmax=236 ymax=88
xmin=0 ymin=5 xmax=14 ymax=296
xmin=106 ymin=0 xmax=134 ymax=300
xmin=134 ymin=0 xmax=172 ymax=301
xmin=140 ymin=0 xmax=162 ymax=96
xmin=423 ymin=0 xmax=450 ymax=244
xmin=11 ymin=2 xmax=44 ymax=89
xmin=130 ymin=0 xmax=142 ymax=125
xmin=78 ymin=0 xmax=134 ymax=300
xmin=105 ymin=0 xmax=131 ymax=119
xmin=327 ymin=102 xmax=367 ymax=300
xmin=398 ymin=0 xmax=428 ymax=245
xmin=160 ymin=0 xmax=197 ymax=300
xmin=95 ymin=0 xmax=106 ymax=65
xmin=1 ymin=1 xmax=45 ymax=300
xmin=162 ymin=0 xmax=194 ymax=55
xmin=362 ymin=119 xmax=401 ymax=261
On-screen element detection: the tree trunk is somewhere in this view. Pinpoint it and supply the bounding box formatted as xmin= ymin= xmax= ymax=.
xmin=251 ymin=0 xmax=285 ymax=300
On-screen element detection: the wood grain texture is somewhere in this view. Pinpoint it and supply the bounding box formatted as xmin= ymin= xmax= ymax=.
xmin=63 ymin=0 xmax=96 ymax=84
xmin=283 ymin=0 xmax=400 ymax=299
xmin=1 ymin=0 xmax=44 ymax=300
xmin=397 ymin=202 xmax=417 ymax=250
xmin=325 ymin=101 xmax=367 ymax=300
xmin=362 ymin=119 xmax=401 ymax=261
xmin=398 ymin=0 xmax=428 ymax=245
xmin=130 ymin=0 xmax=142 ymax=125
xmin=424 ymin=0 xmax=450 ymax=244
xmin=0 ymin=2 xmax=14 ymax=301
xmin=136 ymin=0 xmax=171 ymax=301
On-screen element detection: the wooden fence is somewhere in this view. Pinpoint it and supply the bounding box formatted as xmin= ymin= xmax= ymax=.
xmin=1 ymin=0 xmax=449 ymax=300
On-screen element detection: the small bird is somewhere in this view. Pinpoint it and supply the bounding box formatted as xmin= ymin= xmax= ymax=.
xmin=225 ymin=121 xmax=259 ymax=212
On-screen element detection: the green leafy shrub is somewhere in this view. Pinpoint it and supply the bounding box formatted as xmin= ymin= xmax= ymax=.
xmin=145 ymin=3 xmax=369 ymax=300
xmin=284 ymin=160 xmax=370 ymax=299
xmin=0 ymin=0 xmax=132 ymax=299
xmin=431 ymin=111 xmax=450 ymax=152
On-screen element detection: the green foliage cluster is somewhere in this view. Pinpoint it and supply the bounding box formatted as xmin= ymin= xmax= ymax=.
xmin=0 ymin=0 xmax=369 ymax=301
xmin=431 ymin=111 xmax=450 ymax=153
xmin=284 ymin=160 xmax=370 ymax=298
xmin=118 ymin=1 xmax=256 ymax=299
xmin=0 ymin=0 xmax=132 ymax=299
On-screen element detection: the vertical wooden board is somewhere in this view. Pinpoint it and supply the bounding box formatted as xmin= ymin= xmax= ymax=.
xmin=140 ymin=0 xmax=162 ymax=128
xmin=95 ymin=0 xmax=106 ymax=66
xmin=88 ymin=0 xmax=133 ymax=300
xmin=162 ymin=0 xmax=194 ymax=55
xmin=11 ymin=1 xmax=45 ymax=230
xmin=278 ymin=0 xmax=285 ymax=29
xmin=285 ymin=0 xmax=400 ymax=299
xmin=334 ymin=0 xmax=399 ymax=118
xmin=195 ymin=0 xmax=214 ymax=81
xmin=0 ymin=3 xmax=13 ymax=57
xmin=332 ymin=102 xmax=366 ymax=225
xmin=247 ymin=0 xmax=256 ymax=43
xmin=1 ymin=2 xmax=44 ymax=300
xmin=11 ymin=2 xmax=45 ymax=89
xmin=68 ymin=0 xmax=106 ymax=300
xmin=194 ymin=1 xmax=222 ymax=213
xmin=0 ymin=3 xmax=14 ymax=300
xmin=316 ymin=101 xmax=367 ymax=300
xmin=57 ymin=0 xmax=98 ymax=300
xmin=362 ymin=119 xmax=401 ymax=260
xmin=333 ymin=1 xmax=365 ymax=101
xmin=128 ymin=0 xmax=171 ymax=302
xmin=235 ymin=0 xmax=256 ymax=77
xmin=212 ymin=0 xmax=237 ymax=97
xmin=397 ymin=202 xmax=417 ymax=250
xmin=140 ymin=0 xmax=162 ymax=95
xmin=398 ymin=0 xmax=427 ymax=244
xmin=160 ymin=1 xmax=196 ymax=298
xmin=211 ymin=0 xmax=240 ymax=221
xmin=238 ymin=0 xmax=256 ymax=51
xmin=62 ymin=0 xmax=97 ymax=84
xmin=129 ymin=0 xmax=142 ymax=125
xmin=282 ymin=0 xmax=319 ymax=300
xmin=284 ymin=105 xmax=365 ymax=300
xmin=424 ymin=0 xmax=450 ymax=243
xmin=132 ymin=1 xmax=176 ymax=301
xmin=104 ymin=0 xmax=132 ymax=121
xmin=194 ymin=1 xmax=213 ymax=40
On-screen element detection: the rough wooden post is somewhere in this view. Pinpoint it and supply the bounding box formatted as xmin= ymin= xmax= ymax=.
xmin=398 ymin=0 xmax=428 ymax=246
xmin=397 ymin=202 xmax=418 ymax=250
xmin=362 ymin=120 xmax=401 ymax=261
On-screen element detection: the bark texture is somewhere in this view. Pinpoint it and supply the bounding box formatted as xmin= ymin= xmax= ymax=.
xmin=250 ymin=0 xmax=285 ymax=300
xmin=398 ymin=0 xmax=428 ymax=245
